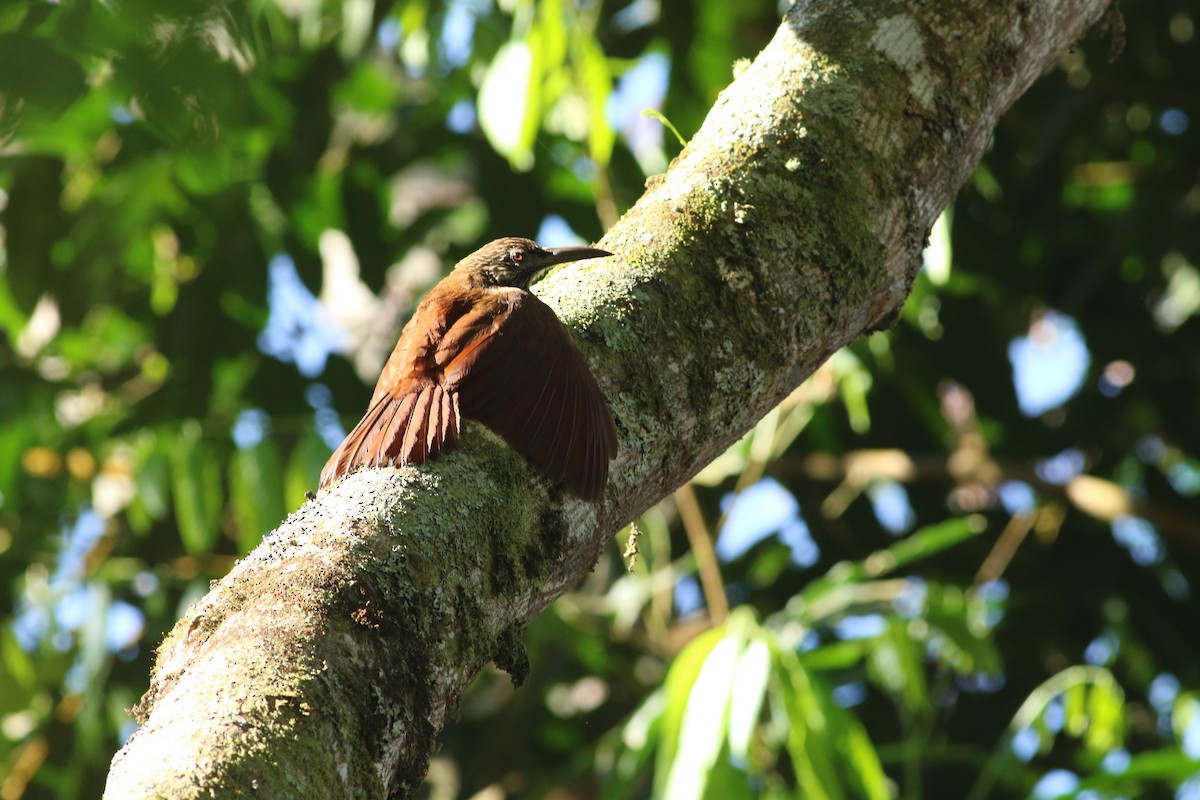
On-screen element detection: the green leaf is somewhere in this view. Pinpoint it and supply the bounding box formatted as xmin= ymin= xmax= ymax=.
xmin=797 ymin=518 xmax=984 ymax=615
xmin=579 ymin=38 xmax=615 ymax=168
xmin=775 ymin=644 xmax=888 ymax=800
xmin=867 ymin=515 xmax=987 ymax=577
xmin=291 ymin=171 xmax=346 ymax=249
xmin=478 ymin=40 xmax=539 ymax=170
xmin=622 ymin=687 xmax=666 ymax=754
xmin=169 ymin=420 xmax=223 ymax=555
xmin=0 ymin=33 xmax=87 ymax=140
xmin=1063 ymin=680 xmax=1088 ymax=737
xmin=230 ymin=440 xmax=286 ymax=553
xmin=727 ymin=637 xmax=770 ymax=763
xmin=0 ymin=2 xmax=33 ymax=35
xmin=1085 ymin=678 xmax=1124 ymax=753
xmin=73 ymin=583 xmax=111 ymax=684
xmin=128 ymin=429 xmax=172 ymax=535
xmin=285 ymin=426 xmax=329 ymax=511
xmin=775 ymin=648 xmax=846 ymax=800
xmin=1008 ymin=666 xmax=1126 ymax=761
xmin=656 ymin=626 xmax=725 ymax=798
xmin=338 ymin=0 xmax=374 ymax=59
xmin=599 ymin=688 xmax=665 ymax=800
xmin=829 ymin=699 xmax=890 ymax=800
xmin=0 ymin=626 xmax=37 ymax=702
xmin=830 ymin=350 xmax=872 ymax=433
xmin=664 ymin=634 xmax=739 ymax=799
xmin=923 ymin=583 xmax=1003 ymax=676
xmin=1086 ymin=748 xmax=1200 ymax=784
xmin=334 ymin=61 xmax=401 ymax=115
xmin=867 ymin=620 xmax=928 ymax=714
xmin=702 ymin=751 xmax=754 ymax=800
xmin=801 ymin=639 xmax=872 ymax=671
xmin=536 ymin=0 xmax=566 ymax=75
xmin=0 ymin=414 xmax=26 ymax=499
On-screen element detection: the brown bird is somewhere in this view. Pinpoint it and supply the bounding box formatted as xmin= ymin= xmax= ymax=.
xmin=320 ymin=237 xmax=617 ymax=500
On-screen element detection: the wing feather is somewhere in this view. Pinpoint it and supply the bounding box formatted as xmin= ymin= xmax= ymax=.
xmin=444 ymin=387 xmax=461 ymax=449
xmin=376 ymin=392 xmax=417 ymax=467
xmin=321 ymin=384 xmax=461 ymax=487
xmin=447 ymin=290 xmax=616 ymax=500
xmin=516 ymin=364 xmax=557 ymax=456
xmin=322 ymin=279 xmax=617 ymax=499
xmin=401 ymin=385 xmax=432 ymax=463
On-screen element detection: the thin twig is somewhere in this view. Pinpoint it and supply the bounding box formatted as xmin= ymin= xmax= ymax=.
xmin=674 ymin=483 xmax=729 ymax=625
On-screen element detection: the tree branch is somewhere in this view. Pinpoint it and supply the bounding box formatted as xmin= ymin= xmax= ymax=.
xmin=105 ymin=0 xmax=1115 ymax=796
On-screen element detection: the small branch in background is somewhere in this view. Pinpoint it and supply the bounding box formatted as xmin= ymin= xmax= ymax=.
xmin=794 ymin=449 xmax=1200 ymax=554
xmin=2 ymin=736 xmax=48 ymax=800
xmin=674 ymin=482 xmax=729 ymax=626
xmin=974 ymin=511 xmax=1036 ymax=587
xmin=593 ymin=169 xmax=619 ymax=231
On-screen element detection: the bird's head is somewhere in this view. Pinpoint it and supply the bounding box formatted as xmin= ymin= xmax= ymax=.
xmin=459 ymin=237 xmax=612 ymax=289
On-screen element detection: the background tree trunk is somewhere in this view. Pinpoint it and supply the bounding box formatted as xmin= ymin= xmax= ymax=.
xmin=105 ymin=0 xmax=1115 ymax=796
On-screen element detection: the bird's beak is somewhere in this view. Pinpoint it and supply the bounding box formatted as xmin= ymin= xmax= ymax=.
xmin=545 ymin=245 xmax=613 ymax=266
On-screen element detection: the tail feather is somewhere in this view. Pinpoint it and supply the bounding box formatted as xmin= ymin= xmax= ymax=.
xmin=442 ymin=388 xmax=460 ymax=450
xmin=376 ymin=393 xmax=417 ymax=468
xmin=320 ymin=393 xmax=392 ymax=488
xmin=428 ymin=385 xmax=447 ymax=454
xmin=401 ymin=385 xmax=432 ymax=463
xmin=320 ymin=384 xmax=460 ymax=488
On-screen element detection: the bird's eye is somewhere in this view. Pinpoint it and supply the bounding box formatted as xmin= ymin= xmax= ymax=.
xmin=511 ymin=251 xmax=524 ymax=264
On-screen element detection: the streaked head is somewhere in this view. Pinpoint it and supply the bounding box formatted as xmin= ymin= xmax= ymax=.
xmin=458 ymin=237 xmax=612 ymax=289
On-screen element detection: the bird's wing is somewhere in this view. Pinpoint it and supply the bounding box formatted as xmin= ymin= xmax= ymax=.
xmin=319 ymin=288 xmax=465 ymax=489
xmin=438 ymin=289 xmax=618 ymax=500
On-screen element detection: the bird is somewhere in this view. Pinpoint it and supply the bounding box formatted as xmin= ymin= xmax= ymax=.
xmin=319 ymin=237 xmax=618 ymax=500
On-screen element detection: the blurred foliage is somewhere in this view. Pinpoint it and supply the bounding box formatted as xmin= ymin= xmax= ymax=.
xmin=1 ymin=0 xmax=1199 ymax=798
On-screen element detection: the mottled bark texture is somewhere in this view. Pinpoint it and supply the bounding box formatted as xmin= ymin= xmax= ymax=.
xmin=106 ymin=0 xmax=1115 ymax=796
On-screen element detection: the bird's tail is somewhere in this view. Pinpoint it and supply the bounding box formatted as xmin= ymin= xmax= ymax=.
xmin=319 ymin=384 xmax=461 ymax=489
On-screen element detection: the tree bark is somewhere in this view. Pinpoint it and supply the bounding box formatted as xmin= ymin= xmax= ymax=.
xmin=105 ymin=0 xmax=1116 ymax=796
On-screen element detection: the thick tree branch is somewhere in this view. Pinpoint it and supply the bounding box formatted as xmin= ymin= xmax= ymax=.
xmin=105 ymin=0 xmax=1115 ymax=796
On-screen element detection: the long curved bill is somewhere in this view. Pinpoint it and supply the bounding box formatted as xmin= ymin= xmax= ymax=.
xmin=545 ymin=245 xmax=613 ymax=266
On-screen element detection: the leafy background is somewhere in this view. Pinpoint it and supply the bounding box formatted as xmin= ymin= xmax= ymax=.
xmin=1 ymin=0 xmax=1198 ymax=798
